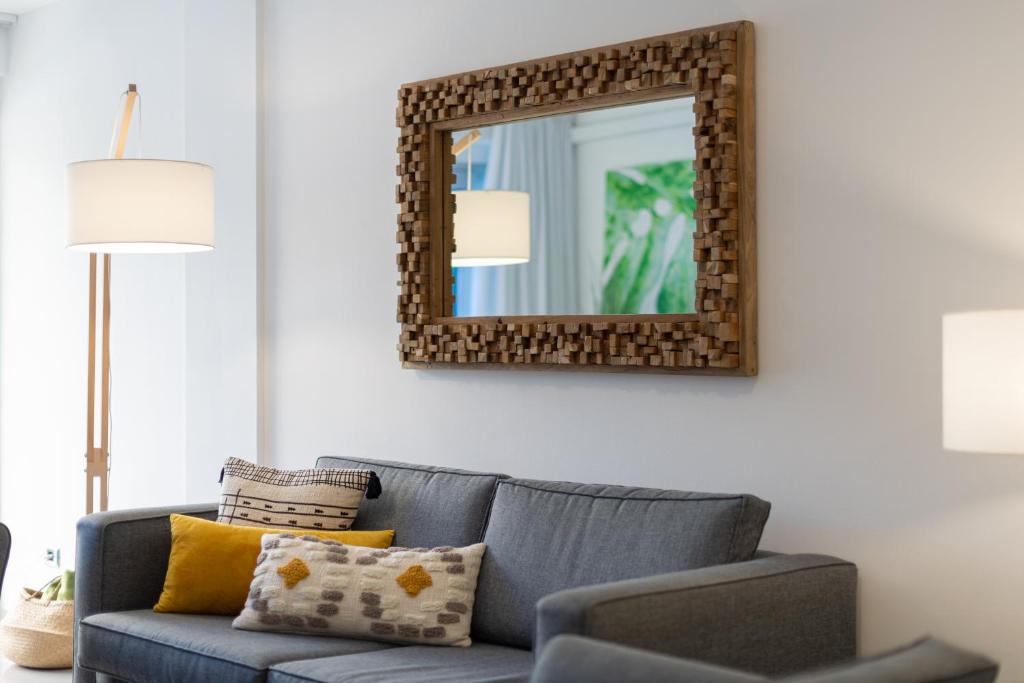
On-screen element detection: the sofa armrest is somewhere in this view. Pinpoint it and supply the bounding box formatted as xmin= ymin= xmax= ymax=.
xmin=75 ymin=504 xmax=218 ymax=618
xmin=74 ymin=504 xmax=217 ymax=683
xmin=531 ymin=635 xmax=764 ymax=683
xmin=535 ymin=553 xmax=857 ymax=676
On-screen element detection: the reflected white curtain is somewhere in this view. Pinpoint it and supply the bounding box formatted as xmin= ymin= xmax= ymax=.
xmin=455 ymin=117 xmax=577 ymax=315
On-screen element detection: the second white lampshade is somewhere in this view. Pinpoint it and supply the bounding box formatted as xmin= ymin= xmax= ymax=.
xmin=452 ymin=190 xmax=530 ymax=267
xmin=943 ymin=310 xmax=1024 ymax=454
xmin=67 ymin=159 xmax=215 ymax=253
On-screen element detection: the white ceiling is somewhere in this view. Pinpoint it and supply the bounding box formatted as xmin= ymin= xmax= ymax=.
xmin=0 ymin=0 xmax=53 ymax=16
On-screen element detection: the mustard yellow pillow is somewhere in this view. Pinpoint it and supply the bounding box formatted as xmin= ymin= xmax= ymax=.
xmin=154 ymin=514 xmax=394 ymax=615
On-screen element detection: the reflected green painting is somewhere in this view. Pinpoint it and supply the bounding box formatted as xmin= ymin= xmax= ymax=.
xmin=602 ymin=160 xmax=697 ymax=314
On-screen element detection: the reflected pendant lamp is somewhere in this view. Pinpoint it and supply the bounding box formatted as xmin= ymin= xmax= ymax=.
xmin=66 ymin=84 xmax=214 ymax=515
xmin=451 ymin=129 xmax=529 ymax=267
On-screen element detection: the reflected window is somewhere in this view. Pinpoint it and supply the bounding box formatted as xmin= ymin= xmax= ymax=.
xmin=451 ymin=96 xmax=696 ymax=316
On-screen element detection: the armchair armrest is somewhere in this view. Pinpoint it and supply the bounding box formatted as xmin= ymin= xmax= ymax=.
xmin=532 ymin=635 xmax=764 ymax=683
xmin=74 ymin=504 xmax=217 ymax=683
xmin=535 ymin=553 xmax=857 ymax=676
xmin=532 ymin=635 xmax=999 ymax=683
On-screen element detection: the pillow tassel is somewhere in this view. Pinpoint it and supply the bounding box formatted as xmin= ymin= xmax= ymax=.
xmin=366 ymin=472 xmax=382 ymax=499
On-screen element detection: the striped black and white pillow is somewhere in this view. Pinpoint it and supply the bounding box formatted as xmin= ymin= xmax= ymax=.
xmin=217 ymin=458 xmax=382 ymax=531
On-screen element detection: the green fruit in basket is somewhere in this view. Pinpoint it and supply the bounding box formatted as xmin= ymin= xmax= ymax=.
xmin=58 ymin=569 xmax=75 ymax=602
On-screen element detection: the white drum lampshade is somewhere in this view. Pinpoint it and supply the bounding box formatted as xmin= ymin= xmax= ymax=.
xmin=67 ymin=159 xmax=214 ymax=253
xmin=943 ymin=310 xmax=1024 ymax=454
xmin=452 ymin=190 xmax=529 ymax=267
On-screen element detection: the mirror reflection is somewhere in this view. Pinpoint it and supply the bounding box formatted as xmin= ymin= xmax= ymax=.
xmin=450 ymin=95 xmax=697 ymax=317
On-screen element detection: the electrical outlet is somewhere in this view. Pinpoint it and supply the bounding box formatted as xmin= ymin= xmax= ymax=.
xmin=44 ymin=547 xmax=61 ymax=568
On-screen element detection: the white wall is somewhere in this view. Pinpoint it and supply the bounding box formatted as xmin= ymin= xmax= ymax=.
xmin=0 ymin=0 xmax=258 ymax=599
xmin=182 ymin=0 xmax=260 ymax=502
xmin=0 ymin=22 xmax=10 ymax=77
xmin=263 ymin=0 xmax=1024 ymax=679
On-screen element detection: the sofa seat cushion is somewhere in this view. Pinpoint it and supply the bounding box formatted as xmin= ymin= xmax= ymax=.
xmin=78 ymin=610 xmax=398 ymax=683
xmin=316 ymin=457 xmax=507 ymax=548
xmin=268 ymin=643 xmax=532 ymax=683
xmin=473 ymin=478 xmax=771 ymax=648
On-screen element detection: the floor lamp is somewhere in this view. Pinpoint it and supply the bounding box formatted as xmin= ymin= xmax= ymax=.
xmin=66 ymin=84 xmax=215 ymax=514
xmin=943 ymin=310 xmax=1024 ymax=455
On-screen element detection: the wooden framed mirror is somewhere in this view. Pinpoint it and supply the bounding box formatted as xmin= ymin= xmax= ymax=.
xmin=396 ymin=21 xmax=755 ymax=375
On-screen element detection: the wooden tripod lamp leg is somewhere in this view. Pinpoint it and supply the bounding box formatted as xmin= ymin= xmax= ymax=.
xmin=86 ymin=254 xmax=98 ymax=514
xmin=85 ymin=85 xmax=136 ymax=515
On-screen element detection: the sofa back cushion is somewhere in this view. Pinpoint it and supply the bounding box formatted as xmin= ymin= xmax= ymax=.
xmin=316 ymin=457 xmax=505 ymax=549
xmin=472 ymin=478 xmax=771 ymax=649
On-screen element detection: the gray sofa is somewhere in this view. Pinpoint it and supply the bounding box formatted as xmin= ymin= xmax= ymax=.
xmin=75 ymin=457 xmax=857 ymax=683
xmin=532 ymin=635 xmax=999 ymax=683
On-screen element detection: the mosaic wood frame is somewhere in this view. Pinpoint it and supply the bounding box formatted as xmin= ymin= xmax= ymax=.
xmin=396 ymin=21 xmax=756 ymax=375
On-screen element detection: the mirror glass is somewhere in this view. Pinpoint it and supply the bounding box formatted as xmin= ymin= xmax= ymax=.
xmin=450 ymin=95 xmax=697 ymax=317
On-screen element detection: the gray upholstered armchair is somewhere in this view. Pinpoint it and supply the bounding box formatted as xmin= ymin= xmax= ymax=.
xmin=0 ymin=522 xmax=10 ymax=599
xmin=532 ymin=635 xmax=999 ymax=683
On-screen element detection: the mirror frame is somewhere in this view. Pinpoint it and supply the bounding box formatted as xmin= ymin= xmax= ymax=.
xmin=396 ymin=21 xmax=755 ymax=375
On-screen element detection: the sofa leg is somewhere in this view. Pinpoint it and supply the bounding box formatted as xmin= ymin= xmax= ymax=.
xmin=73 ymin=664 xmax=95 ymax=683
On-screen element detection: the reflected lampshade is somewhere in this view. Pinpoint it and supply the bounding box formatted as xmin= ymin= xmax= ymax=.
xmin=452 ymin=190 xmax=530 ymax=267
xmin=943 ymin=310 xmax=1024 ymax=454
xmin=67 ymin=159 xmax=215 ymax=253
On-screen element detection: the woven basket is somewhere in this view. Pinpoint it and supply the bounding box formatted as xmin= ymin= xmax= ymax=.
xmin=0 ymin=587 xmax=73 ymax=669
